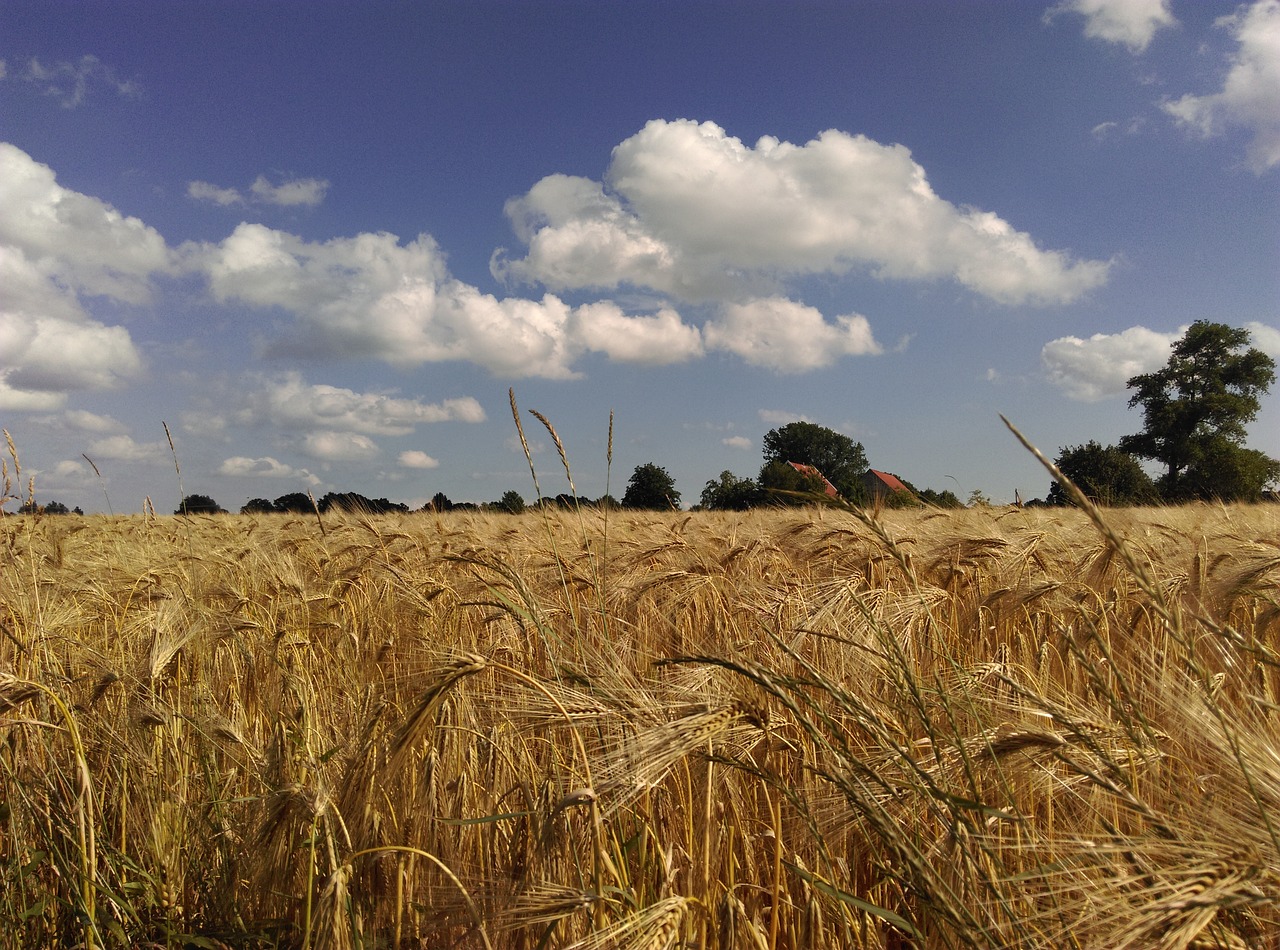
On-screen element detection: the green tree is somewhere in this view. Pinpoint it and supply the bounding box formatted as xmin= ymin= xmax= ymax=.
xmin=1178 ymin=439 xmax=1279 ymax=502
xmin=700 ymin=470 xmax=760 ymax=510
xmin=424 ymin=492 xmax=453 ymax=512
xmin=756 ymin=460 xmax=831 ymax=505
xmin=759 ymin=422 xmax=867 ymax=498
xmin=240 ymin=497 xmax=277 ymax=514
xmin=272 ymin=492 xmax=315 ymax=513
xmin=494 ymin=490 xmax=525 ymax=514
xmin=1120 ymin=321 xmax=1277 ymax=501
xmin=176 ymin=494 xmax=225 ymax=515
xmin=916 ymin=488 xmax=963 ymax=509
xmin=1048 ymin=441 xmax=1158 ymax=507
xmin=17 ymin=500 xmax=73 ymax=515
xmin=622 ymin=463 xmax=681 ymax=510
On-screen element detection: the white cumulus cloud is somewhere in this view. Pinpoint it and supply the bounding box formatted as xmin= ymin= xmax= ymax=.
xmin=1245 ymin=321 xmax=1280 ymax=358
xmin=494 ymin=119 xmax=1112 ymax=307
xmin=704 ymin=297 xmax=881 ymax=372
xmin=1163 ymin=0 xmax=1280 ymax=172
xmin=1045 ymin=0 xmax=1177 ymax=53
xmin=567 ymin=302 xmax=703 ymax=363
xmin=722 ymin=436 xmax=752 ymax=450
xmin=230 ymin=371 xmax=485 ymax=435
xmin=398 ymin=450 xmax=440 ymax=469
xmin=1041 ymin=325 xmax=1180 ymax=401
xmin=87 ymin=434 xmax=166 ymax=462
xmin=62 ymin=409 xmax=126 ymax=433
xmin=218 ymin=456 xmax=321 ymax=485
xmin=0 ymin=143 xmax=158 ymax=408
xmin=193 ymin=222 xmax=701 ymax=377
xmin=302 ymin=431 xmax=379 ymax=461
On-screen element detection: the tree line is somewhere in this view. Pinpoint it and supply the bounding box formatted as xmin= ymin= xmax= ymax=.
xmin=19 ymin=322 xmax=1276 ymax=517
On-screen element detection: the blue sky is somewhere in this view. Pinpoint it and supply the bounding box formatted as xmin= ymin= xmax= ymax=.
xmin=2 ymin=0 xmax=1278 ymax=512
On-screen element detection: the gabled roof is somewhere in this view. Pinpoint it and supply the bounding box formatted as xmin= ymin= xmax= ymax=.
xmin=865 ymin=469 xmax=912 ymax=494
xmin=788 ymin=462 xmax=839 ymax=497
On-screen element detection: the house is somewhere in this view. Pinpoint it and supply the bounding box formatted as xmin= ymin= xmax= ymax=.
xmin=861 ymin=469 xmax=914 ymax=503
xmin=787 ymin=462 xmax=839 ymax=498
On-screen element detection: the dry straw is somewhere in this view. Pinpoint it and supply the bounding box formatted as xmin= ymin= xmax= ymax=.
xmin=1 ymin=421 xmax=1277 ymax=948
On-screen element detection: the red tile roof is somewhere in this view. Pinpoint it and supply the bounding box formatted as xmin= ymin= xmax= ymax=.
xmin=788 ymin=462 xmax=839 ymax=497
xmin=867 ymin=469 xmax=910 ymax=494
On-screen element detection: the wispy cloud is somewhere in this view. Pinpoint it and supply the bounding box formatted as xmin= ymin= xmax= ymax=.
xmin=188 ymin=174 xmax=330 ymax=208
xmin=22 ymin=54 xmax=142 ymax=107
xmin=758 ymin=409 xmax=811 ymax=426
xmin=1164 ymin=0 xmax=1280 ymax=173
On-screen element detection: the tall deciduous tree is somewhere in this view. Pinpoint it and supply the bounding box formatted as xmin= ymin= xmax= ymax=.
xmin=1120 ymin=321 xmax=1277 ymax=501
xmin=622 ymin=463 xmax=681 ymax=510
xmin=759 ymin=422 xmax=867 ymax=498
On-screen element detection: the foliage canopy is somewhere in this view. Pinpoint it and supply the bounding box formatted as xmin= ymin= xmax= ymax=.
xmin=759 ymin=422 xmax=867 ymax=499
xmin=1120 ymin=321 xmax=1277 ymax=501
xmin=1049 ymin=441 xmax=1158 ymax=507
xmin=622 ymin=462 xmax=681 ymax=510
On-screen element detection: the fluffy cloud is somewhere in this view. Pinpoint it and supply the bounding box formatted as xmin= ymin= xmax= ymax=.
xmin=23 ymin=55 xmax=142 ymax=108
xmin=0 ymin=143 xmax=157 ymax=408
xmin=302 ymin=431 xmax=379 ymax=461
xmin=0 ymin=143 xmax=169 ymax=302
xmin=1045 ymin=0 xmax=1177 ymax=53
xmin=195 ymin=222 xmax=700 ymax=377
xmin=87 ymin=434 xmax=166 ymax=462
xmin=1044 ymin=322 xmax=1280 ymax=401
xmin=398 ymin=450 xmax=440 ymax=469
xmin=62 ymin=410 xmax=126 ymax=433
xmin=1245 ymin=320 xmax=1280 ymax=358
xmin=494 ymin=120 xmax=1112 ymax=307
xmin=188 ymin=174 xmax=330 ymax=208
xmin=567 ymin=302 xmax=703 ymax=363
xmin=52 ymin=459 xmax=89 ymax=479
xmin=704 ymin=297 xmax=881 ymax=372
xmin=218 ymin=456 xmax=321 ymax=485
xmin=1164 ymin=0 xmax=1280 ymax=172
xmin=230 ymin=372 xmax=485 ymax=435
xmin=0 ymin=248 xmax=144 ymax=409
xmin=1041 ymin=325 xmax=1178 ymax=401
xmin=722 ymin=436 xmax=752 ymax=450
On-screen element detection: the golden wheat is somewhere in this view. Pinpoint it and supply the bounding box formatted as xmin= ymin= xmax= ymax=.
xmin=1 ymin=500 xmax=1278 ymax=947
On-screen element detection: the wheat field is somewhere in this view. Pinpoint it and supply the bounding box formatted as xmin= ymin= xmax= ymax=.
xmin=1 ymin=497 xmax=1278 ymax=948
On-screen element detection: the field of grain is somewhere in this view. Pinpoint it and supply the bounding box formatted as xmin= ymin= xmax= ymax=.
xmin=2 ymin=500 xmax=1278 ymax=949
